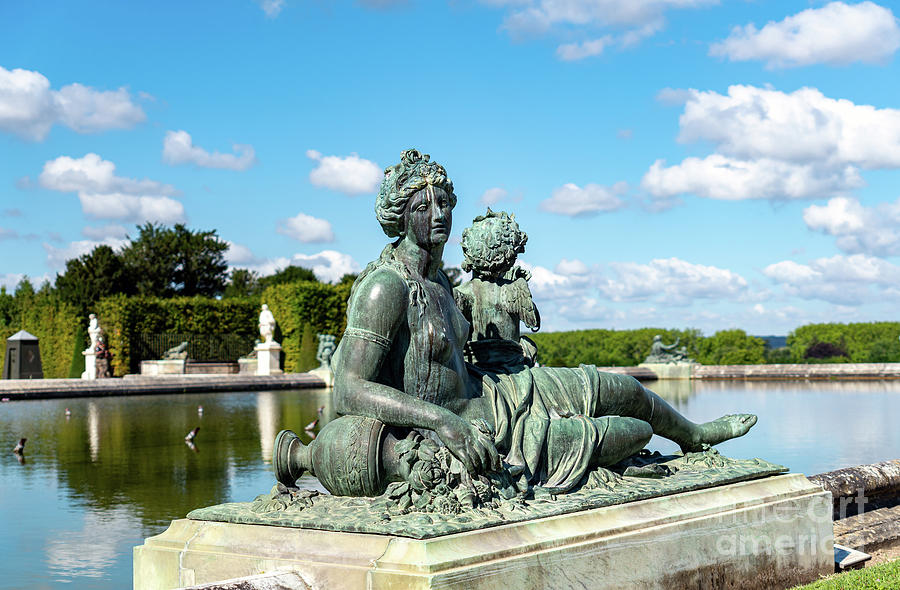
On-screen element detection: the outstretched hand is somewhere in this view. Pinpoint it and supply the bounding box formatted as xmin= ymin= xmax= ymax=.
xmin=436 ymin=416 xmax=502 ymax=475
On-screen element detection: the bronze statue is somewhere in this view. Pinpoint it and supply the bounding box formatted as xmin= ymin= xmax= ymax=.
xmin=274 ymin=149 xmax=756 ymax=501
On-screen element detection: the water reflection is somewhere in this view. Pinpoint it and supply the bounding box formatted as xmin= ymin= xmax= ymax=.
xmin=88 ymin=401 xmax=100 ymax=462
xmin=2 ymin=382 xmax=900 ymax=589
xmin=257 ymin=392 xmax=277 ymax=464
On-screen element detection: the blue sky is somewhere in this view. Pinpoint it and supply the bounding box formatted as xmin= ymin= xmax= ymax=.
xmin=2 ymin=0 xmax=900 ymax=335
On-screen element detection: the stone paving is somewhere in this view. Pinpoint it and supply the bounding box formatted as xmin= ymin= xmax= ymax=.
xmin=0 ymin=373 xmax=326 ymax=400
xmin=3 ymin=362 xmax=900 ymax=400
xmin=598 ymin=362 xmax=900 ymax=381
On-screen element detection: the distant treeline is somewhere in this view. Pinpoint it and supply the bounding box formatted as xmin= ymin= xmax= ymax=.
xmin=4 ymin=265 xmax=900 ymax=377
xmin=530 ymin=322 xmax=900 ymax=367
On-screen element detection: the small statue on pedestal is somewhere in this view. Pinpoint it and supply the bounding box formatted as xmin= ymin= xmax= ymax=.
xmin=259 ymin=304 xmax=276 ymax=343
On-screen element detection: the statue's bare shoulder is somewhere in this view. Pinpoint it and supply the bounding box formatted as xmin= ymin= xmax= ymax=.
xmin=346 ymin=266 xmax=409 ymax=338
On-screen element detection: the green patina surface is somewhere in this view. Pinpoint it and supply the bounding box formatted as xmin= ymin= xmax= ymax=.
xmin=189 ymin=450 xmax=786 ymax=539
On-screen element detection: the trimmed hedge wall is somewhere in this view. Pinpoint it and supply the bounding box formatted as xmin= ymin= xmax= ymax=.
xmin=530 ymin=328 xmax=766 ymax=367
xmin=260 ymin=280 xmax=352 ymax=373
xmin=0 ymin=294 xmax=80 ymax=379
xmin=95 ymin=295 xmax=260 ymax=375
xmin=787 ymin=322 xmax=900 ymax=363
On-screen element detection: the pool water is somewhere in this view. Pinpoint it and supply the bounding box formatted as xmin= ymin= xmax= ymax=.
xmin=1 ymin=381 xmax=898 ymax=589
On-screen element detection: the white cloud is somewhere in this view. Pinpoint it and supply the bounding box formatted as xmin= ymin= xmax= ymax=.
xmin=676 ymin=86 xmax=900 ymax=169
xmin=539 ymin=181 xmax=627 ymax=216
xmin=710 ymin=2 xmax=900 ymax=69
xmin=556 ymin=36 xmax=611 ymax=60
xmin=763 ymin=254 xmax=900 ymax=304
xmin=600 ymin=257 xmax=748 ymax=305
xmin=162 ymin=130 xmax=257 ymax=171
xmin=0 ymin=273 xmax=26 ymax=290
xmin=641 ymin=85 xmax=900 ymax=201
xmin=641 ymin=155 xmax=863 ymax=200
xmin=555 ymin=258 xmax=589 ymax=276
xmin=81 ymin=224 xmax=129 ymax=240
xmin=277 ymin=212 xmax=335 ymax=243
xmin=43 ymin=237 xmax=130 ymax=270
xmin=224 ymin=243 xmax=360 ymax=283
xmin=39 ymin=153 xmax=176 ymax=195
xmin=803 ymin=197 xmax=900 ymax=256
xmin=256 ymin=0 xmax=285 ymax=17
xmin=480 ymin=187 xmax=508 ymax=206
xmin=306 ymin=150 xmax=382 ymax=195
xmin=0 ymin=66 xmax=144 ymax=141
xmin=0 ymin=227 xmax=18 ymax=240
xmin=39 ymin=153 xmax=184 ymax=224
xmin=77 ymin=193 xmax=184 ymax=224
xmin=260 ymin=251 xmax=360 ymax=283
xmin=496 ymin=0 xmax=716 ymax=35
xmin=225 ymin=242 xmax=260 ymax=266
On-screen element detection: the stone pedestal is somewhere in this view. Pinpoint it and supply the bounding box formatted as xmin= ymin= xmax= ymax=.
xmin=134 ymin=473 xmax=833 ymax=590
xmin=639 ymin=362 xmax=695 ymax=379
xmin=81 ymin=349 xmax=96 ymax=380
xmin=308 ymin=366 xmax=333 ymax=388
xmin=238 ymin=358 xmax=258 ymax=375
xmin=255 ymin=342 xmax=282 ymax=376
xmin=140 ymin=359 xmax=187 ymax=375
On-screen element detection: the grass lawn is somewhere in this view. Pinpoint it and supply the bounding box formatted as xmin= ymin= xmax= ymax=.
xmin=793 ymin=559 xmax=900 ymax=589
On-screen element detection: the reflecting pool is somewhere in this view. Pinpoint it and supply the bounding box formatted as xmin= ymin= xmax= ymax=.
xmin=1 ymin=381 xmax=899 ymax=589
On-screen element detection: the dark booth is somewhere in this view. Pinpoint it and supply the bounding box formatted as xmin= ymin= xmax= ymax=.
xmin=3 ymin=330 xmax=43 ymax=379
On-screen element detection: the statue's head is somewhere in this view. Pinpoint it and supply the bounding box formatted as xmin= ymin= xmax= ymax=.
xmin=262 ymin=304 xmax=269 ymax=311
xmin=461 ymin=209 xmax=527 ymax=276
xmin=653 ymin=335 xmax=661 ymax=341
xmin=376 ymin=149 xmax=457 ymax=238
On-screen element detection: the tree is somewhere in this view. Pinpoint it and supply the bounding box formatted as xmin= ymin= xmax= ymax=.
xmin=120 ymin=223 xmax=229 ymax=297
xmin=224 ymin=269 xmax=261 ymax=298
xmin=55 ymin=245 xmax=129 ymax=316
xmin=0 ymin=286 xmax=15 ymax=327
xmin=297 ymin=323 xmax=318 ymax=372
xmin=14 ymin=276 xmax=34 ymax=299
xmin=258 ymin=265 xmax=318 ymax=290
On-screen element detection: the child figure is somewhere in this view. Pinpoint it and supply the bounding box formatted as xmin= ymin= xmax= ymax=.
xmin=454 ymin=209 xmax=540 ymax=372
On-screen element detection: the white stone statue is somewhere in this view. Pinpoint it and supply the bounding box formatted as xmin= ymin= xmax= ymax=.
xmin=259 ymin=304 xmax=276 ymax=344
xmin=82 ymin=313 xmax=103 ymax=380
xmin=88 ymin=313 xmax=102 ymax=349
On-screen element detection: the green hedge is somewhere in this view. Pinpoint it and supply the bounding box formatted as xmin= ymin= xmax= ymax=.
xmin=530 ymin=328 xmax=766 ymax=367
xmin=787 ymin=322 xmax=900 ymax=363
xmin=261 ymin=280 xmax=351 ymax=373
xmin=0 ymin=292 xmax=80 ymax=379
xmin=95 ymin=295 xmax=260 ymax=375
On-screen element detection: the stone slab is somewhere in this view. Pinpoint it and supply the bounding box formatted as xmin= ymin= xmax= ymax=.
xmin=189 ymin=451 xmax=787 ymax=538
xmin=693 ymin=363 xmax=900 ymax=380
xmin=833 ymin=543 xmax=871 ymax=571
xmin=0 ymin=373 xmax=325 ymax=400
xmin=638 ymin=362 xmax=695 ymax=380
xmin=135 ymin=473 xmax=833 ymax=590
xmin=141 ymin=359 xmax=187 ymax=375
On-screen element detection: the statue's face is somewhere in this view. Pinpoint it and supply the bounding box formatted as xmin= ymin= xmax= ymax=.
xmin=404 ymin=185 xmax=452 ymax=249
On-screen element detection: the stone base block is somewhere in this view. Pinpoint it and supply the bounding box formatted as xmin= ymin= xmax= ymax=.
xmin=238 ymin=358 xmax=258 ymax=375
xmin=81 ymin=349 xmax=96 ymax=380
xmin=134 ymin=474 xmax=832 ymax=590
xmin=308 ymin=367 xmax=333 ymax=388
xmin=140 ymin=359 xmax=186 ymax=375
xmin=639 ymin=362 xmax=695 ymax=379
xmin=255 ymin=343 xmax=282 ymax=376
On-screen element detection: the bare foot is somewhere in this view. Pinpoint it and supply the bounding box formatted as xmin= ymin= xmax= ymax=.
xmin=680 ymin=414 xmax=757 ymax=453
